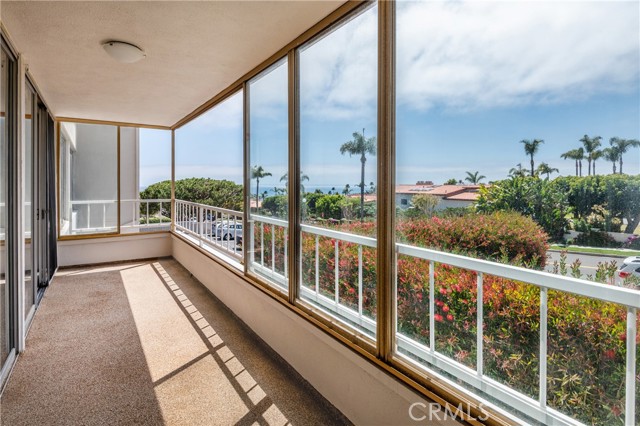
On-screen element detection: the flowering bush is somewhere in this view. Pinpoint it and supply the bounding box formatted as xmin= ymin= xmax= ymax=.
xmin=253 ymin=212 xmax=639 ymax=425
xmin=397 ymin=211 xmax=548 ymax=268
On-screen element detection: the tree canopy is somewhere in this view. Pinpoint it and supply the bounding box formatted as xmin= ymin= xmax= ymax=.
xmin=140 ymin=178 xmax=243 ymax=211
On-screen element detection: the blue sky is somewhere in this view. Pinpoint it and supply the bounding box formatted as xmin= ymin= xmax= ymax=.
xmin=144 ymin=0 xmax=640 ymax=191
xmin=139 ymin=128 xmax=171 ymax=189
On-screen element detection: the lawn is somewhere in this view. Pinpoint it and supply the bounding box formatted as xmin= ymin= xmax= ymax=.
xmin=550 ymin=244 xmax=640 ymax=257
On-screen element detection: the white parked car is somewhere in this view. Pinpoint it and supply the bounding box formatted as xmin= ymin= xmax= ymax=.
xmin=618 ymin=256 xmax=640 ymax=279
xmin=218 ymin=222 xmax=243 ymax=241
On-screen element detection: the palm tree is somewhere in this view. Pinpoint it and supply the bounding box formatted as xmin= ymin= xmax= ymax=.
xmin=509 ymin=163 xmax=528 ymax=178
xmin=591 ymin=149 xmax=603 ymax=175
xmin=251 ymin=165 xmax=272 ymax=209
xmin=610 ymin=137 xmax=640 ymax=174
xmin=602 ymin=146 xmax=621 ymax=174
xmin=340 ymin=128 xmax=376 ymax=221
xmin=560 ymin=148 xmax=584 ymax=176
xmin=580 ymin=135 xmax=602 ymax=176
xmin=520 ymin=139 xmax=544 ymax=176
xmin=279 ymin=171 xmax=310 ymax=193
xmin=342 ymin=184 xmax=352 ymax=195
xmin=536 ymin=162 xmax=559 ymax=179
xmin=464 ymin=171 xmax=486 ymax=184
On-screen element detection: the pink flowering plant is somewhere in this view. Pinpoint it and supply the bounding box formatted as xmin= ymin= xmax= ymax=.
xmin=254 ymin=211 xmax=639 ymax=424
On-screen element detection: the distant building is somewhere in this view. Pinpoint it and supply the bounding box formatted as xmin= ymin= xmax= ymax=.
xmin=395 ymin=183 xmax=482 ymax=210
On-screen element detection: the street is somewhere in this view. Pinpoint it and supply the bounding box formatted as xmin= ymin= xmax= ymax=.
xmin=545 ymin=251 xmax=622 ymax=278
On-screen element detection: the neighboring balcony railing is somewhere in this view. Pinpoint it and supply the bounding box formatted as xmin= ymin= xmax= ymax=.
xmin=120 ymin=199 xmax=171 ymax=232
xmin=174 ymin=199 xmax=243 ymax=261
xmin=68 ymin=199 xmax=118 ymax=233
xmin=67 ymin=199 xmax=171 ymax=234
xmin=173 ymin=204 xmax=639 ymax=426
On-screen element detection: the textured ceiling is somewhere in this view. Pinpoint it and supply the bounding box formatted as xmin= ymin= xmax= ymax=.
xmin=1 ymin=1 xmax=343 ymax=127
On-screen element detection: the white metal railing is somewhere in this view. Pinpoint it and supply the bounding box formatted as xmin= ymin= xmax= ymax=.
xmin=121 ymin=198 xmax=171 ymax=232
xmin=395 ymin=244 xmax=638 ymax=426
xmin=69 ymin=199 xmax=117 ymax=232
xmin=68 ymin=199 xmax=171 ymax=233
xmin=246 ymin=214 xmax=638 ymax=426
xmin=174 ymin=199 xmax=243 ymax=261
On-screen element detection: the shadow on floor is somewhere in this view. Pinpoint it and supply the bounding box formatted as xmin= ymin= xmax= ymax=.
xmin=1 ymin=259 xmax=349 ymax=426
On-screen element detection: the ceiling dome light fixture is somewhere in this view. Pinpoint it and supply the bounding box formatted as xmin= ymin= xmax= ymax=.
xmin=102 ymin=41 xmax=146 ymax=64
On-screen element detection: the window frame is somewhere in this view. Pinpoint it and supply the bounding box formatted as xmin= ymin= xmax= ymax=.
xmin=166 ymin=1 xmax=520 ymax=424
xmin=55 ymin=119 xmax=171 ymax=241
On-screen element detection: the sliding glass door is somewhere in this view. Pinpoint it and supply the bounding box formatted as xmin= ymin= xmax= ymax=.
xmin=25 ymin=81 xmax=56 ymax=324
xmin=24 ymin=85 xmax=35 ymax=319
xmin=0 ymin=39 xmax=17 ymax=377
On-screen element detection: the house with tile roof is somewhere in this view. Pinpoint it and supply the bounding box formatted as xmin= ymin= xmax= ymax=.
xmin=396 ymin=183 xmax=481 ymax=210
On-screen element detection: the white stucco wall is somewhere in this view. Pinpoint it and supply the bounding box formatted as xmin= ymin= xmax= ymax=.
xmin=70 ymin=123 xmax=118 ymax=229
xmin=119 ymin=126 xmax=139 ymax=226
xmin=57 ymin=233 xmax=172 ymax=267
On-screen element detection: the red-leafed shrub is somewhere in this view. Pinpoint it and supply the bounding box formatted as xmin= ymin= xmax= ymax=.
xmin=396 ymin=211 xmax=549 ymax=268
xmin=253 ymin=212 xmax=639 ymax=425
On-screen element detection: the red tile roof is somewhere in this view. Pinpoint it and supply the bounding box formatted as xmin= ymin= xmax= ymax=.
xmin=395 ymin=184 xmax=436 ymax=195
xmin=445 ymin=192 xmax=480 ymax=201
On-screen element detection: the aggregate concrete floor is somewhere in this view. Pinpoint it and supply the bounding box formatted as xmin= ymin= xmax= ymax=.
xmin=0 ymin=258 xmax=350 ymax=426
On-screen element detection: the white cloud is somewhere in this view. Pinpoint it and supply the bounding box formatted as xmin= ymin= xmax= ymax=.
xmin=299 ymin=5 xmax=378 ymax=121
xmin=175 ymin=165 xmax=243 ymax=182
xmin=184 ymin=91 xmax=244 ymax=131
xmin=396 ymin=0 xmax=639 ymax=112
xmin=287 ymin=1 xmax=639 ymax=120
xmin=248 ymin=59 xmax=288 ymax=119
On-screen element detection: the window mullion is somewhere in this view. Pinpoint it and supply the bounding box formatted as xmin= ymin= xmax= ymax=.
xmin=287 ymin=49 xmax=300 ymax=305
xmin=376 ymin=0 xmax=396 ymax=362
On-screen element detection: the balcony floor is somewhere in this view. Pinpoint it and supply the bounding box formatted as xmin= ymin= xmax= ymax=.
xmin=1 ymin=259 xmax=350 ymax=426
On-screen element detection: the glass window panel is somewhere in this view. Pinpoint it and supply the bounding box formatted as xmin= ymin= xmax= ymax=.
xmin=0 ymin=47 xmax=10 ymax=365
xmin=59 ymin=123 xmax=118 ymax=236
xmin=394 ymin=1 xmax=640 ymax=424
xmin=248 ymin=59 xmax=288 ymax=290
xmin=175 ymin=92 xmax=243 ymax=260
xmin=24 ymin=86 xmax=34 ymax=314
xmin=298 ymin=4 xmax=378 ymax=337
xmin=120 ymin=128 xmax=171 ymax=233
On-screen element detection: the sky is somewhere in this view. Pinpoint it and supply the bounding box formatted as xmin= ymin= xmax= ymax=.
xmin=143 ymin=0 xmax=640 ymax=191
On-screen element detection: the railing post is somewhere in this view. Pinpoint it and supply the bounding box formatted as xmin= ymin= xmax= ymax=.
xmin=271 ymin=224 xmax=276 ymax=274
xmin=250 ymin=220 xmax=255 ymax=266
xmin=284 ymin=227 xmax=288 ymax=281
xmin=626 ymin=307 xmax=637 ymax=425
xmin=198 ymin=205 xmax=203 ymax=247
xmin=334 ymin=239 xmax=339 ymax=306
xmin=429 ymin=261 xmax=435 ymax=352
xmin=260 ymin=223 xmax=264 ymax=266
xmin=477 ymin=272 xmax=484 ymax=377
xmin=315 ymin=235 xmax=320 ymax=295
xmin=159 ymin=202 xmax=163 ymax=224
xmin=539 ymin=287 xmax=548 ymax=408
xmin=87 ymin=204 xmax=91 ymax=229
xmin=358 ymin=245 xmax=363 ymax=318
xmin=146 ymin=201 xmax=150 ymax=225
xmin=102 ymin=203 xmax=106 ymax=229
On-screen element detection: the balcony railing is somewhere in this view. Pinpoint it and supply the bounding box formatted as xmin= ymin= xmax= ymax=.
xmin=67 ymin=199 xmax=171 ymax=234
xmin=172 ymin=203 xmax=639 ymax=426
xmin=120 ymin=199 xmax=171 ymax=233
xmin=174 ymin=199 xmax=243 ymax=261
